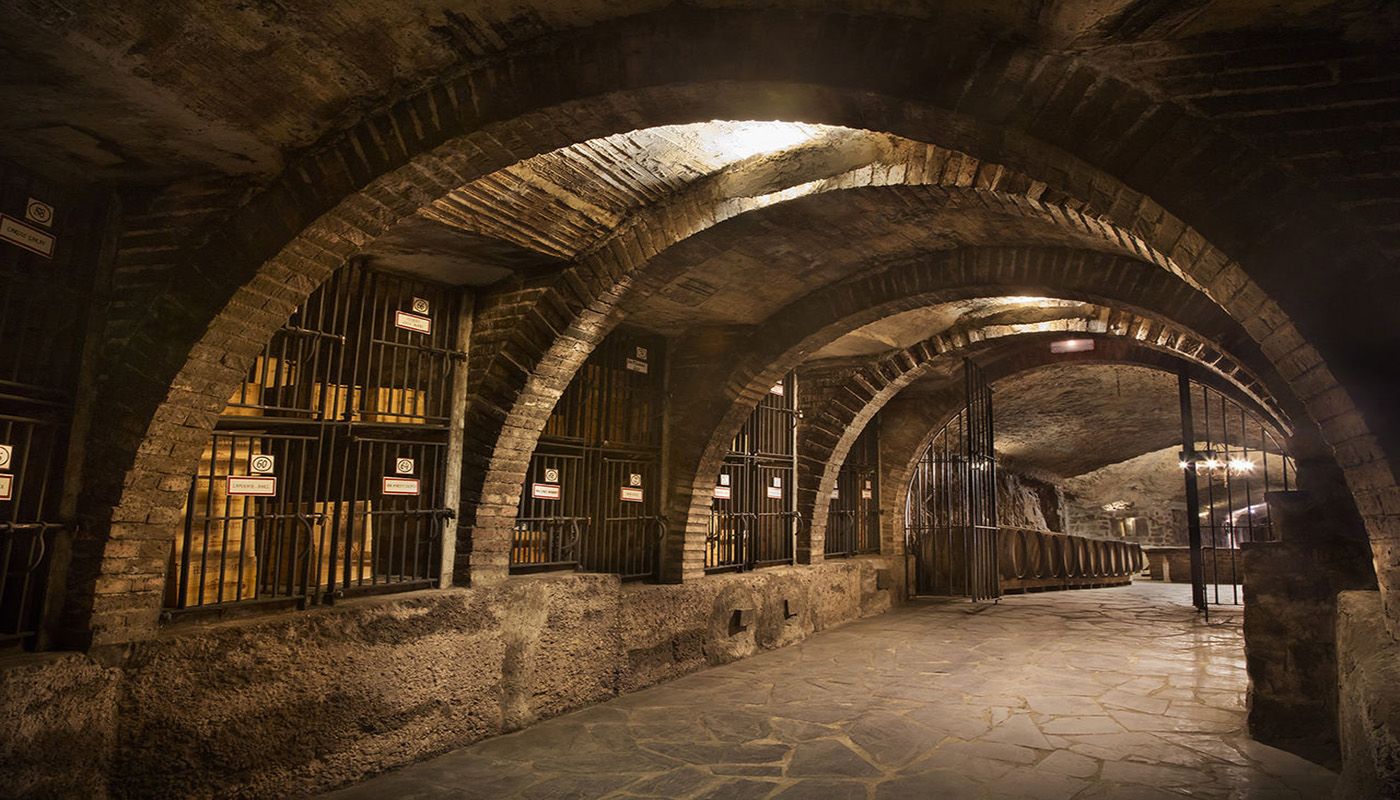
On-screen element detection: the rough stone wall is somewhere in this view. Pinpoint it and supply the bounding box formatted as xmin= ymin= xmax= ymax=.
xmin=1063 ymin=445 xmax=1189 ymax=546
xmin=0 ymin=558 xmax=897 ymax=799
xmin=1336 ymin=590 xmax=1400 ymax=800
xmin=0 ymin=653 xmax=120 ymax=799
xmin=997 ymin=470 xmax=1065 ymax=532
xmin=1241 ymin=492 xmax=1377 ymax=771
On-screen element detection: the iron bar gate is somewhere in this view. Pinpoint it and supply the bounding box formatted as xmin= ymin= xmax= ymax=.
xmin=168 ymin=263 xmax=460 ymax=617
xmin=512 ymin=330 xmax=666 ymax=580
xmin=0 ymin=254 xmax=84 ymax=646
xmin=1178 ymin=367 xmax=1294 ymax=611
xmin=826 ymin=420 xmax=880 ymax=558
xmin=707 ymin=373 xmax=799 ymax=572
xmin=904 ymin=359 xmax=1000 ymax=601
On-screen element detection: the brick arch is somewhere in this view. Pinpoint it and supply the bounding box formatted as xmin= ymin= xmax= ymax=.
xmin=798 ymin=326 xmax=1293 ymax=562
xmin=664 ymin=246 xmax=1307 ymax=575
xmin=78 ymin=9 xmax=1393 ymax=642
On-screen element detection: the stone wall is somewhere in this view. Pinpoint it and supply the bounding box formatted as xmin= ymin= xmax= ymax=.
xmin=1241 ymin=491 xmax=1377 ymax=771
xmin=1335 ymin=590 xmax=1400 ymax=800
xmin=0 ymin=557 xmax=899 ymax=799
xmin=997 ymin=471 xmax=1065 ymax=532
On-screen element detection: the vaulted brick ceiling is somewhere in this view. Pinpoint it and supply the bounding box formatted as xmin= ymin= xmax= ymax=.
xmin=0 ymin=0 xmax=1393 ymax=479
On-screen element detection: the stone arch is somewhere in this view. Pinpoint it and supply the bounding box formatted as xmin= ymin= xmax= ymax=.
xmin=798 ymin=325 xmax=1295 ymax=563
xmin=76 ymin=10 xmax=1394 ymax=642
xmin=663 ymin=246 xmax=1316 ymax=574
xmin=884 ymin=341 xmax=1325 ymax=562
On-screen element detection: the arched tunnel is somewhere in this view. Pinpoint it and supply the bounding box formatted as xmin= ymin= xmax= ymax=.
xmin=0 ymin=2 xmax=1397 ymax=797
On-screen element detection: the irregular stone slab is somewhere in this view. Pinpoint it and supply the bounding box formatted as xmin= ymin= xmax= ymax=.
xmin=785 ymin=739 xmax=883 ymax=778
xmin=876 ymin=771 xmax=983 ymax=800
xmin=771 ymin=779 xmax=869 ymax=800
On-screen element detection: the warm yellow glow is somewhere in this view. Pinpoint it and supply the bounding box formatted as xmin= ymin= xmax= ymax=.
xmin=1229 ymin=459 xmax=1255 ymax=473
xmin=703 ymin=121 xmax=818 ymax=161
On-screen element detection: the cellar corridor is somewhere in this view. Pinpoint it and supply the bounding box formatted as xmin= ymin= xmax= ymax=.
xmin=320 ymin=582 xmax=1332 ymax=800
xmin=2 ymin=2 xmax=1399 ymax=797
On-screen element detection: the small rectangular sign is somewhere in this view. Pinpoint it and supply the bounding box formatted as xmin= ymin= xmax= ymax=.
xmin=766 ymin=486 xmax=783 ymax=499
xmin=0 ymin=214 xmax=55 ymax=258
xmin=0 ymin=474 xmax=12 ymax=501
xmin=394 ymin=310 xmax=432 ymax=334
xmin=770 ymin=382 xmax=785 ymax=396
xmin=382 ymin=477 xmax=420 ymax=496
xmin=861 ymin=489 xmax=873 ymax=500
xmin=830 ymin=488 xmax=840 ymax=500
xmin=0 ymin=444 xmax=12 ymax=470
xmin=714 ymin=485 xmax=732 ymax=500
xmin=625 ymin=357 xmax=649 ymax=374
xmin=227 ymin=476 xmax=277 ymax=496
xmin=620 ymin=487 xmax=644 ymax=503
xmin=532 ymin=483 xmax=561 ymax=500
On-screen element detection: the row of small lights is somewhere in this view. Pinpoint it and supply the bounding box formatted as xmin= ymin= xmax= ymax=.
xmin=1179 ymin=452 xmax=1255 ymax=474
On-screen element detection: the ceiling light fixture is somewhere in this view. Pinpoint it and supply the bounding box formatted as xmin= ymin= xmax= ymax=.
xmin=1049 ymin=338 xmax=1094 ymax=353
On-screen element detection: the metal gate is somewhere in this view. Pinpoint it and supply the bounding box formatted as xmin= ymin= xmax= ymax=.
xmin=1177 ymin=368 xmax=1295 ymax=611
xmin=0 ymin=258 xmax=84 ymax=646
xmin=904 ymin=359 xmax=1000 ymax=601
xmin=168 ymin=263 xmax=461 ymax=617
xmin=706 ymin=374 xmax=799 ymax=572
xmin=826 ymin=420 xmax=880 ymax=558
xmin=512 ymin=330 xmax=666 ymax=580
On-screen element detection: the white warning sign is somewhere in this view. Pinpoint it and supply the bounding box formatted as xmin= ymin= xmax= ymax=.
xmin=395 ymin=457 xmax=415 ymax=475
xmin=766 ymin=486 xmax=783 ymax=499
xmin=0 ymin=214 xmax=55 ymax=258
xmin=25 ymin=199 xmax=53 ymax=227
xmin=0 ymin=444 xmax=12 ymax=470
xmin=714 ymin=485 xmax=732 ymax=500
xmin=532 ymin=483 xmax=561 ymax=500
xmin=394 ymin=310 xmax=432 ymax=334
xmin=382 ymin=477 xmax=420 ymax=496
xmin=620 ymin=487 xmax=644 ymax=503
xmin=227 ymin=476 xmax=277 ymax=496
xmin=249 ymin=454 xmax=275 ymax=474
xmin=0 ymin=474 xmax=12 ymax=501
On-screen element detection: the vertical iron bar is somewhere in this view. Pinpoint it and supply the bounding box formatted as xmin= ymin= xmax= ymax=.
xmin=1178 ymin=366 xmax=1207 ymax=614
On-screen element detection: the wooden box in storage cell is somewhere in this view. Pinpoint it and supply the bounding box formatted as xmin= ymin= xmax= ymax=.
xmin=362 ymin=386 xmax=426 ymax=423
xmin=311 ymin=382 xmax=361 ymax=421
xmin=167 ymin=446 xmax=259 ymax=607
xmin=222 ymin=356 xmax=297 ymax=417
xmin=267 ymin=501 xmax=375 ymax=590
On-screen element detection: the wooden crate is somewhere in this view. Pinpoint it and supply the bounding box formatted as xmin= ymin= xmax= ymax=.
xmin=222 ymin=356 xmax=297 ymax=417
xmin=362 ymin=386 xmax=426 ymax=423
xmin=168 ymin=445 xmax=259 ymax=607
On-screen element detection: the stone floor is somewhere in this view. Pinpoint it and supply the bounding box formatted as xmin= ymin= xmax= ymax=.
xmin=319 ymin=581 xmax=1335 ymax=799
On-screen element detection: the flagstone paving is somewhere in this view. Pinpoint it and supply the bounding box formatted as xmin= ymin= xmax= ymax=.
xmin=319 ymin=582 xmax=1335 ymax=799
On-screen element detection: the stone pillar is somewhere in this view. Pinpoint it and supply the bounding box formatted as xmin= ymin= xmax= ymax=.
xmin=1241 ymin=490 xmax=1376 ymax=769
xmin=1335 ymin=590 xmax=1400 ymax=798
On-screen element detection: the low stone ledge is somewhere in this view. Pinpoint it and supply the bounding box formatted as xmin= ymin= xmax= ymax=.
xmin=1 ymin=557 xmax=900 ymax=799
